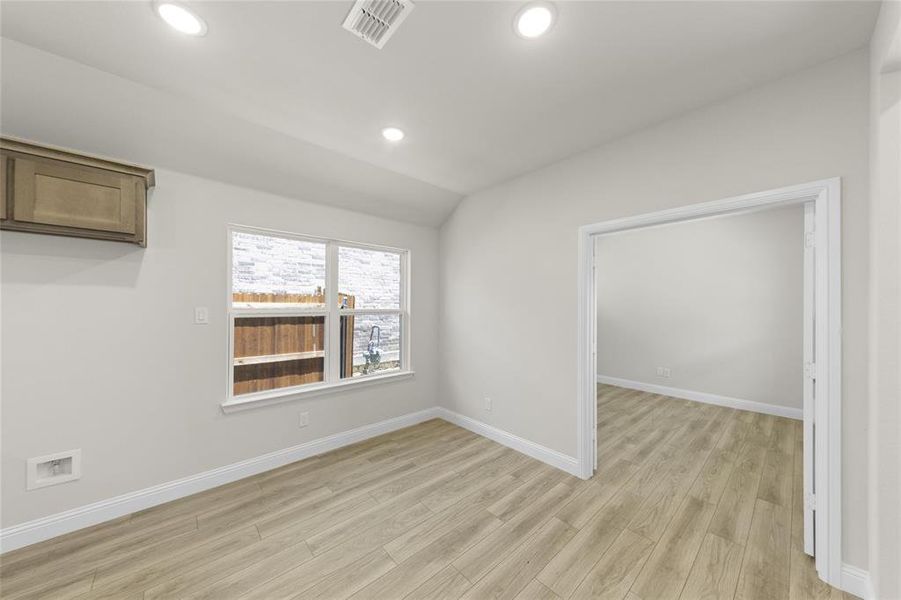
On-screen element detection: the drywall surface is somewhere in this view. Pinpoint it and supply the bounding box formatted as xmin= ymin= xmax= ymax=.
xmin=595 ymin=205 xmax=804 ymax=410
xmin=0 ymin=37 xmax=460 ymax=227
xmin=0 ymin=166 xmax=439 ymax=528
xmin=868 ymin=2 xmax=901 ymax=597
xmin=440 ymin=50 xmax=870 ymax=568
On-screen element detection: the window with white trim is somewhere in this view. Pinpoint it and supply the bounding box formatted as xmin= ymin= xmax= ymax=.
xmin=226 ymin=226 xmax=410 ymax=406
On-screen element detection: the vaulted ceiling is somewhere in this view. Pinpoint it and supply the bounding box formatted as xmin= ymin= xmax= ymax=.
xmin=0 ymin=1 xmax=880 ymax=225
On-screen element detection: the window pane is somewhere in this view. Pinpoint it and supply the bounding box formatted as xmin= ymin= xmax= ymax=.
xmin=233 ymin=316 xmax=325 ymax=394
xmin=340 ymin=314 xmax=401 ymax=378
xmin=337 ymin=246 xmax=401 ymax=310
xmin=232 ymin=231 xmax=326 ymax=307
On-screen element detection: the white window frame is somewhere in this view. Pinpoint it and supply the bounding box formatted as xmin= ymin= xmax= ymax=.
xmin=223 ymin=224 xmax=412 ymax=412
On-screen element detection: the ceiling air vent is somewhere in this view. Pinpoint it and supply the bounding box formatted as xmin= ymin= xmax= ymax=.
xmin=342 ymin=0 xmax=415 ymax=49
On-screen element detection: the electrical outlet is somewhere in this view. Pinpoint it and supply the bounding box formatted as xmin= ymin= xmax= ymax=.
xmin=299 ymin=412 xmax=309 ymax=428
xmin=656 ymin=367 xmax=672 ymax=378
xmin=194 ymin=307 xmax=209 ymax=325
xmin=484 ymin=396 xmax=492 ymax=412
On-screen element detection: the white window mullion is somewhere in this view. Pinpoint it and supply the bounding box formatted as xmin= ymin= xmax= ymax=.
xmin=231 ymin=308 xmax=328 ymax=318
xmin=401 ymin=311 xmax=409 ymax=372
xmin=338 ymin=308 xmax=406 ymax=316
xmin=402 ymin=251 xmax=410 ymax=371
xmin=326 ymin=242 xmax=340 ymax=384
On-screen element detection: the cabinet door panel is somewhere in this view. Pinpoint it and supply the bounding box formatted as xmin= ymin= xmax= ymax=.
xmin=13 ymin=158 xmax=137 ymax=234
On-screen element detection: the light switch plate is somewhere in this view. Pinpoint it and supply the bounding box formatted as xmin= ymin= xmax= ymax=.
xmin=194 ymin=307 xmax=209 ymax=324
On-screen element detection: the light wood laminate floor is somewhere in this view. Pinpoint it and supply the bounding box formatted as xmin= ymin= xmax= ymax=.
xmin=0 ymin=385 xmax=857 ymax=600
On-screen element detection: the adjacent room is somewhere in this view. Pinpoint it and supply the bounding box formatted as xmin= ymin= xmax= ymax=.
xmin=1 ymin=2 xmax=899 ymax=600
xmin=593 ymin=205 xmax=813 ymax=597
xmin=595 ymin=206 xmax=806 ymax=419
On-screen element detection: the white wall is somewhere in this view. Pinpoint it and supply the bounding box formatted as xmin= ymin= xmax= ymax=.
xmin=868 ymin=2 xmax=901 ymax=598
xmin=0 ymin=167 xmax=440 ymax=528
xmin=440 ymin=50 xmax=870 ymax=568
xmin=595 ymin=205 xmax=803 ymax=411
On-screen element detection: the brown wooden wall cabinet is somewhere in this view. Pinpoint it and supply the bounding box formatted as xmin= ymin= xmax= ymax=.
xmin=0 ymin=138 xmax=155 ymax=246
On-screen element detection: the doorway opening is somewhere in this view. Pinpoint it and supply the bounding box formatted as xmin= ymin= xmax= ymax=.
xmin=576 ymin=179 xmax=842 ymax=587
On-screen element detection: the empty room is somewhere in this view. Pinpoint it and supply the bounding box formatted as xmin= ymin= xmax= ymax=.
xmin=594 ymin=205 xmax=810 ymax=597
xmin=0 ymin=2 xmax=898 ymax=600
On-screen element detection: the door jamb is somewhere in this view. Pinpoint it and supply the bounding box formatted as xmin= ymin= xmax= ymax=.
xmin=575 ymin=177 xmax=842 ymax=586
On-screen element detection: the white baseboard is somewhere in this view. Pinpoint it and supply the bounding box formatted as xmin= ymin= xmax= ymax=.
xmin=841 ymin=563 xmax=873 ymax=599
xmin=597 ymin=375 xmax=803 ymax=420
xmin=0 ymin=407 xmax=441 ymax=554
xmin=0 ymin=406 xmax=582 ymax=554
xmin=436 ymin=408 xmax=581 ymax=477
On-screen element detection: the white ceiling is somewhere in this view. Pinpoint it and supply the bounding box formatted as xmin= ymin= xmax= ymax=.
xmin=0 ymin=1 xmax=879 ymax=226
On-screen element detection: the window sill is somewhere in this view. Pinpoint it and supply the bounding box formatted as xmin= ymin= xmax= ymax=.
xmin=221 ymin=370 xmax=415 ymax=413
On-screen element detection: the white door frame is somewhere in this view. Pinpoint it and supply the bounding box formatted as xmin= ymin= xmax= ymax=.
xmin=576 ymin=178 xmax=843 ymax=586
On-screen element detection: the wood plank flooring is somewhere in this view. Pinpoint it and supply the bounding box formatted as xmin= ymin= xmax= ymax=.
xmin=0 ymin=385 xmax=858 ymax=600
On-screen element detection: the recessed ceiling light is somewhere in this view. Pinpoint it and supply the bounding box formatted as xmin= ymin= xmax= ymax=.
xmin=515 ymin=2 xmax=555 ymax=39
xmin=154 ymin=1 xmax=207 ymax=36
xmin=382 ymin=127 xmax=405 ymax=142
